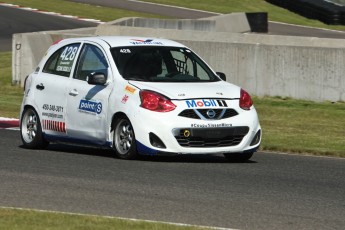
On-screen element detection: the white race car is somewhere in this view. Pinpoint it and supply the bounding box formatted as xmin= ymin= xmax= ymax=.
xmin=20 ymin=36 xmax=261 ymax=161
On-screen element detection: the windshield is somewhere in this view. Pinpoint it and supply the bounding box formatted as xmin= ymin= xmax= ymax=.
xmin=111 ymin=46 xmax=220 ymax=82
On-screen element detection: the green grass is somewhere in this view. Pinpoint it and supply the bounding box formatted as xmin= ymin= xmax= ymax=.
xmin=0 ymin=52 xmax=22 ymax=118
xmin=0 ymin=0 xmax=167 ymax=21
xmin=254 ymin=97 xmax=345 ymax=157
xmin=0 ymin=208 xmax=208 ymax=230
xmin=141 ymin=0 xmax=345 ymax=31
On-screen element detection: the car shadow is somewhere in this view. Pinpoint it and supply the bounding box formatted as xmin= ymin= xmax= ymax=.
xmin=19 ymin=143 xmax=257 ymax=164
xmin=138 ymin=154 xmax=257 ymax=164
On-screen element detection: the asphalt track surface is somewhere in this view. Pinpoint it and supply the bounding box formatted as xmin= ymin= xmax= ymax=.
xmin=1 ymin=128 xmax=345 ymax=229
xmin=1 ymin=1 xmax=345 ymax=229
xmin=0 ymin=5 xmax=98 ymax=51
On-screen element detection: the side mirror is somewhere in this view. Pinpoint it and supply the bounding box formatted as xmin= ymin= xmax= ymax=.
xmin=87 ymin=72 xmax=107 ymax=85
xmin=216 ymin=72 xmax=226 ymax=81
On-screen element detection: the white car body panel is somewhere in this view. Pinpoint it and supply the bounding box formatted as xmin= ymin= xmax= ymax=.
xmin=128 ymin=81 xmax=241 ymax=99
xmin=20 ymin=36 xmax=261 ymax=159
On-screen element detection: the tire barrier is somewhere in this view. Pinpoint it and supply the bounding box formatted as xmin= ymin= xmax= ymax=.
xmin=266 ymin=0 xmax=345 ymax=25
xmin=246 ymin=12 xmax=268 ymax=33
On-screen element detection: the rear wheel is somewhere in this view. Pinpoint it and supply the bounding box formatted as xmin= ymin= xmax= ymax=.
xmin=20 ymin=107 xmax=48 ymax=149
xmin=113 ymin=117 xmax=137 ymax=160
xmin=224 ymin=152 xmax=253 ymax=162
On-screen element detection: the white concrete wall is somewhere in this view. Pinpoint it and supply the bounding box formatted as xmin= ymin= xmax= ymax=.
xmin=181 ymin=41 xmax=345 ymax=102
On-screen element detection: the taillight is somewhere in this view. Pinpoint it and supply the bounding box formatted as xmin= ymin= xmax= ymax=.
xmin=140 ymin=90 xmax=176 ymax=112
xmin=239 ymin=88 xmax=253 ymax=110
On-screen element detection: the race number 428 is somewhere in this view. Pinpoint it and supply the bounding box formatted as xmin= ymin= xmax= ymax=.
xmin=60 ymin=46 xmax=78 ymax=61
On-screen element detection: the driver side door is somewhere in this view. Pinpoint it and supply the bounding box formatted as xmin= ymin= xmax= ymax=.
xmin=65 ymin=42 xmax=112 ymax=144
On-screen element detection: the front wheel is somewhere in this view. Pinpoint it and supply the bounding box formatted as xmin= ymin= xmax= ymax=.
xmin=224 ymin=152 xmax=253 ymax=162
xmin=20 ymin=107 xmax=48 ymax=149
xmin=113 ymin=117 xmax=137 ymax=160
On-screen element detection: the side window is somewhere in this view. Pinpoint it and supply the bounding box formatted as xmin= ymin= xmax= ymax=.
xmin=74 ymin=44 xmax=109 ymax=81
xmin=171 ymin=50 xmax=190 ymax=75
xmin=42 ymin=43 xmax=80 ymax=77
xmin=170 ymin=50 xmax=210 ymax=80
xmin=196 ymin=63 xmax=210 ymax=80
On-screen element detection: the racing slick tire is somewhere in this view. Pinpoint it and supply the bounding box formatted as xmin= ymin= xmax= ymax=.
xmin=113 ymin=116 xmax=138 ymax=160
xmin=224 ymin=152 xmax=254 ymax=162
xmin=20 ymin=107 xmax=48 ymax=149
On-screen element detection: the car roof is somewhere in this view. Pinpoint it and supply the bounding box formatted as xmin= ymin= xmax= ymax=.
xmin=56 ymin=36 xmax=186 ymax=48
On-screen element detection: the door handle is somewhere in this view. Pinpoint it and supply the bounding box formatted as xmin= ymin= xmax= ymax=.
xmin=69 ymin=89 xmax=79 ymax=96
xmin=36 ymin=83 xmax=44 ymax=90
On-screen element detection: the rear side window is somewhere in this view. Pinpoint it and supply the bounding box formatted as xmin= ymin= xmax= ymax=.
xmin=43 ymin=43 xmax=80 ymax=77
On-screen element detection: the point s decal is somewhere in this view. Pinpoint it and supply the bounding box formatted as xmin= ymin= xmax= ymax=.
xmin=79 ymin=99 xmax=102 ymax=115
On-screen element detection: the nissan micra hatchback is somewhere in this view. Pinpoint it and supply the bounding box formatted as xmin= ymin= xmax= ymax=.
xmin=20 ymin=36 xmax=261 ymax=161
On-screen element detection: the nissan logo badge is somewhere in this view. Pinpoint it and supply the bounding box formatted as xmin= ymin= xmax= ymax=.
xmin=206 ymin=109 xmax=216 ymax=119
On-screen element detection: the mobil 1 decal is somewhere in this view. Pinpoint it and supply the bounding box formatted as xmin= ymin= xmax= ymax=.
xmin=185 ymin=99 xmax=228 ymax=108
xmin=56 ymin=43 xmax=80 ymax=73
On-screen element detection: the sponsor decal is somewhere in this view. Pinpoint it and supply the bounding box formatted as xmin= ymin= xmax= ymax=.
xmin=42 ymin=112 xmax=63 ymax=119
xmin=125 ymin=85 xmax=136 ymax=94
xmin=79 ymin=99 xmax=102 ymax=115
xmin=129 ymin=39 xmax=163 ymax=45
xmin=120 ymin=49 xmax=131 ymax=53
xmin=191 ymin=123 xmax=232 ymax=128
xmin=121 ymin=95 xmax=129 ymax=104
xmin=42 ymin=119 xmax=66 ymax=133
xmin=42 ymin=104 xmax=64 ymax=113
xmin=185 ymin=99 xmax=228 ymax=108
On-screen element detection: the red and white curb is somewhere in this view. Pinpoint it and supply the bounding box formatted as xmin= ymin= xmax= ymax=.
xmin=0 ymin=117 xmax=19 ymax=130
xmin=0 ymin=2 xmax=104 ymax=24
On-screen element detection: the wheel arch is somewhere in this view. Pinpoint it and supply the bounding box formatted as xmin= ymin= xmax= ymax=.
xmin=20 ymin=105 xmax=48 ymax=149
xmin=110 ymin=111 xmax=138 ymax=160
xmin=110 ymin=112 xmax=129 ymax=131
xmin=21 ymin=104 xmax=39 ymax=120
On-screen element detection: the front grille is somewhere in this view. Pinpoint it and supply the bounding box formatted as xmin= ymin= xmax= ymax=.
xmin=174 ymin=126 xmax=249 ymax=148
xmin=178 ymin=109 xmax=238 ymax=120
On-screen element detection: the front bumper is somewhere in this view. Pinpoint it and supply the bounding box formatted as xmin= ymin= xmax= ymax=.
xmin=130 ymin=104 xmax=261 ymax=156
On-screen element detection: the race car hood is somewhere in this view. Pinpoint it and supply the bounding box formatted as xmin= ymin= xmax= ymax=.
xmin=128 ymin=81 xmax=241 ymax=100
